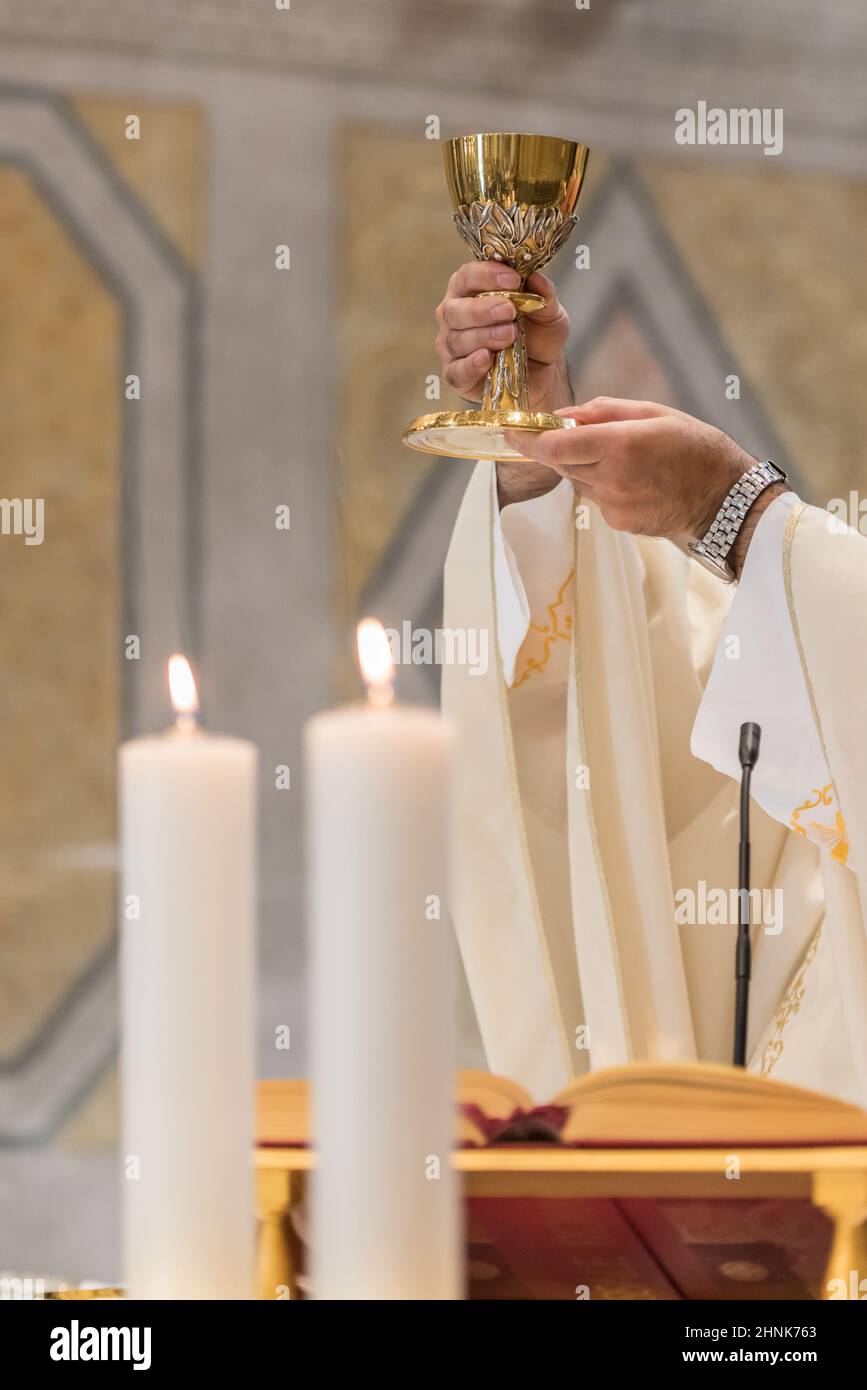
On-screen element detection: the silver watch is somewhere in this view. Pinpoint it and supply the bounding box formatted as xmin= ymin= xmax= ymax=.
xmin=689 ymin=460 xmax=788 ymax=583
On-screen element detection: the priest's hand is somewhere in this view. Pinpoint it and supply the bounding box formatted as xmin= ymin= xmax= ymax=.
xmin=507 ymin=397 xmax=786 ymax=575
xmin=435 ymin=262 xmax=572 ymax=507
xmin=435 ymin=262 xmax=571 ymax=410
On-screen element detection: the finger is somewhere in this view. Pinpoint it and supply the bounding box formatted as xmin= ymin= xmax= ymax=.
xmin=506 ymin=421 xmax=615 ymax=469
xmin=517 ymin=271 xmax=569 ymax=364
xmin=546 ymin=469 xmax=602 ymax=502
xmin=444 ymin=348 xmax=492 ymax=395
xmin=449 ymin=261 xmax=521 ymax=298
xmin=556 ymin=397 xmax=671 ymax=425
xmin=523 ymin=270 xmax=565 ymax=325
xmin=440 ymin=323 xmax=516 ymax=361
xmin=560 ymin=462 xmax=602 ymax=484
xmin=524 ymin=311 xmax=569 ymax=365
xmin=440 ymin=294 xmax=516 ymax=331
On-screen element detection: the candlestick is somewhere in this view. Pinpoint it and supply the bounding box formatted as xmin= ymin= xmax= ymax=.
xmin=306 ymin=620 xmax=461 ymax=1299
xmin=120 ymin=655 xmax=257 ymax=1299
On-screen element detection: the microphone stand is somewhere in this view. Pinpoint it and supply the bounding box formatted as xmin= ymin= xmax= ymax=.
xmin=733 ymin=722 xmax=761 ymax=1068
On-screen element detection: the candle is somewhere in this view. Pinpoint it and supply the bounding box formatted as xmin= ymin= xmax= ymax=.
xmin=306 ymin=620 xmax=461 ymax=1299
xmin=120 ymin=656 xmax=257 ymax=1299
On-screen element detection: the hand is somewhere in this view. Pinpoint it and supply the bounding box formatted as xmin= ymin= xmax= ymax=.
xmin=436 ymin=262 xmax=573 ymax=509
xmin=435 ymin=262 xmax=571 ymax=411
xmin=506 ymin=397 xmax=784 ymax=575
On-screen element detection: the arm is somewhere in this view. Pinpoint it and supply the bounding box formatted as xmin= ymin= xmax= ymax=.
xmin=510 ymin=395 xmax=786 ymax=576
xmin=514 ymin=396 xmax=850 ymax=855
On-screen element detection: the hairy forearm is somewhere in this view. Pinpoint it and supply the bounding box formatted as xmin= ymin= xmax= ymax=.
xmin=540 ymin=356 xmax=574 ymax=412
xmin=496 ymin=462 xmax=561 ymax=509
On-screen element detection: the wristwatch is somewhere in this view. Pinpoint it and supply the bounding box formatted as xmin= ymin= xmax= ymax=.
xmin=689 ymin=460 xmax=788 ymax=583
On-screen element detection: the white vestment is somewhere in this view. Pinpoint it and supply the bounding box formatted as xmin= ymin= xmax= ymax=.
xmin=442 ymin=464 xmax=867 ymax=1107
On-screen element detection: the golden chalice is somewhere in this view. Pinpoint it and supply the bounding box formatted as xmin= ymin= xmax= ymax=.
xmin=403 ymin=132 xmax=589 ymax=462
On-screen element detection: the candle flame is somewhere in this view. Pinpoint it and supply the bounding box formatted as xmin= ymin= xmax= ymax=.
xmin=168 ymin=653 xmax=199 ymax=717
xmin=356 ymin=618 xmax=394 ymax=706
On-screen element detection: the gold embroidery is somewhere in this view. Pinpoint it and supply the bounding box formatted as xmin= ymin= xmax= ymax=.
xmin=790 ymin=784 xmax=849 ymax=864
xmin=761 ymin=927 xmax=822 ymax=1077
xmin=512 ymin=568 xmax=575 ymax=688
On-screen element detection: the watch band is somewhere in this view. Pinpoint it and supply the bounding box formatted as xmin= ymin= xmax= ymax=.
xmin=689 ymin=460 xmax=788 ymax=582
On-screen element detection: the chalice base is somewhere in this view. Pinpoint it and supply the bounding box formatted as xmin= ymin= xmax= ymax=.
xmin=402 ymin=410 xmax=576 ymax=463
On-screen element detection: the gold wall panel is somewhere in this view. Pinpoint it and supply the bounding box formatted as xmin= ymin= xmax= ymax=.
xmin=0 ymin=165 xmax=120 ymax=1057
xmin=72 ymin=96 xmax=204 ymax=267
xmin=338 ymin=128 xmax=455 ymax=619
xmin=643 ymin=163 xmax=867 ymax=504
xmin=0 ymin=97 xmax=204 ymax=1150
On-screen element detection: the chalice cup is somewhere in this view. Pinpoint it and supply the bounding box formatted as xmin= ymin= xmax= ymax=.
xmin=403 ymin=132 xmax=589 ymax=462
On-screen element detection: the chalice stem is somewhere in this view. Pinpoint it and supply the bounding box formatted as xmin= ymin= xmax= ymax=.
xmin=481 ymin=311 xmax=531 ymax=413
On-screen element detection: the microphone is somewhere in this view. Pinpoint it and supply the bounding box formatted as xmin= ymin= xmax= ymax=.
xmin=733 ymin=722 xmax=761 ymax=1067
xmin=739 ymin=722 xmax=761 ymax=769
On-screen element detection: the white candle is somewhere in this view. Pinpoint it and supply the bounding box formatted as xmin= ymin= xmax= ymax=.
xmin=306 ymin=620 xmax=461 ymax=1300
xmin=120 ymin=655 xmax=257 ymax=1299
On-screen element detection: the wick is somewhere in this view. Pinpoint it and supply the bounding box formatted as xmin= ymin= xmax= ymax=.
xmin=174 ymin=712 xmax=199 ymax=733
xmin=367 ymin=682 xmax=394 ymax=710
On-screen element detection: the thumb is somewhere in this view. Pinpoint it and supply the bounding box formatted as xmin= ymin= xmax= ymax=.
xmin=555 ymin=397 xmax=670 ymax=424
xmin=523 ymin=271 xmax=566 ymax=325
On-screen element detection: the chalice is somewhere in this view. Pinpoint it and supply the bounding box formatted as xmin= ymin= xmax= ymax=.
xmin=403 ymin=132 xmax=589 ymax=462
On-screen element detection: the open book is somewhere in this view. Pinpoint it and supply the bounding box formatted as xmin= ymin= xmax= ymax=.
xmin=256 ymin=1064 xmax=867 ymax=1300
xmin=257 ymin=1061 xmax=867 ymax=1150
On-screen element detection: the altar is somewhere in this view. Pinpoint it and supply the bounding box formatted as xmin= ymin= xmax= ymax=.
xmin=254 ymin=1078 xmax=867 ymax=1302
